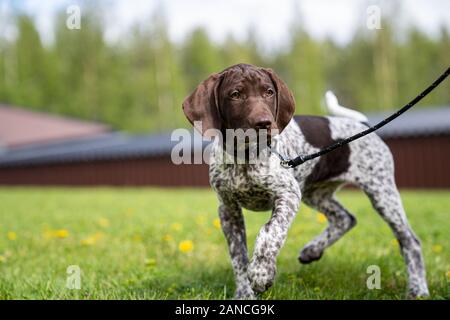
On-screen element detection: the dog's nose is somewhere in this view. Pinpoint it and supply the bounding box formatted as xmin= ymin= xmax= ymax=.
xmin=254 ymin=119 xmax=272 ymax=130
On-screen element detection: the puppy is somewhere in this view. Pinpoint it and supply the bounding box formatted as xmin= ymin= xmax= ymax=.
xmin=182 ymin=64 xmax=428 ymax=299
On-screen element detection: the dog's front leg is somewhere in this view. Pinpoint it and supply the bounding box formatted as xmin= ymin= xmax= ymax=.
xmin=219 ymin=201 xmax=255 ymax=299
xmin=248 ymin=189 xmax=301 ymax=293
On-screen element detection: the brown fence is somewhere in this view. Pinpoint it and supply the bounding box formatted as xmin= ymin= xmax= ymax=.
xmin=0 ymin=156 xmax=209 ymax=187
xmin=384 ymin=135 xmax=450 ymax=188
xmin=0 ymin=135 xmax=449 ymax=188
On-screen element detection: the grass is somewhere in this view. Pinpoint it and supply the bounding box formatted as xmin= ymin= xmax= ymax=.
xmin=0 ymin=187 xmax=448 ymax=300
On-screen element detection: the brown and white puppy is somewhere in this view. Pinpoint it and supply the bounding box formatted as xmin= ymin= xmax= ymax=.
xmin=183 ymin=63 xmax=429 ymax=299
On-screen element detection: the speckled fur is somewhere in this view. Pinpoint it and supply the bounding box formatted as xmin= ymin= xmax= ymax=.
xmin=210 ymin=116 xmax=429 ymax=299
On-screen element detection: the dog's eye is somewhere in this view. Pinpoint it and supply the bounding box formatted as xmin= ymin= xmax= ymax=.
xmin=230 ymin=90 xmax=241 ymax=100
xmin=265 ymin=88 xmax=275 ymax=97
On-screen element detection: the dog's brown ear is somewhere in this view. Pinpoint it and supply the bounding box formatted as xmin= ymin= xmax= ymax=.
xmin=261 ymin=68 xmax=296 ymax=132
xmin=182 ymin=73 xmax=223 ymax=135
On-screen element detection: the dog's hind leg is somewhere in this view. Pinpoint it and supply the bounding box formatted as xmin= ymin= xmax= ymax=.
xmin=299 ymin=182 xmax=357 ymax=264
xmin=359 ymin=176 xmax=429 ymax=298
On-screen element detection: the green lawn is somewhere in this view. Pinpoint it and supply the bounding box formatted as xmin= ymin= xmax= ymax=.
xmin=0 ymin=188 xmax=448 ymax=300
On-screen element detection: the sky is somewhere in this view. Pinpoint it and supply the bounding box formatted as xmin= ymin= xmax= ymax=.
xmin=2 ymin=0 xmax=450 ymax=49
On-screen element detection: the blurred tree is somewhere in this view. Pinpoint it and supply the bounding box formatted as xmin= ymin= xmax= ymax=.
xmin=397 ymin=26 xmax=441 ymax=107
xmin=53 ymin=8 xmax=107 ymax=119
xmin=372 ymin=18 xmax=398 ymax=110
xmin=437 ymin=26 xmax=450 ymax=104
xmin=220 ymin=28 xmax=266 ymax=68
xmin=0 ymin=5 xmax=448 ymax=133
xmin=12 ymin=15 xmax=59 ymax=110
xmin=0 ymin=8 xmax=11 ymax=101
xmin=150 ymin=13 xmax=187 ymax=131
xmin=181 ymin=28 xmax=222 ymax=90
xmin=0 ymin=36 xmax=8 ymax=100
xmin=120 ymin=12 xmax=187 ymax=132
xmin=276 ymin=23 xmax=325 ymax=114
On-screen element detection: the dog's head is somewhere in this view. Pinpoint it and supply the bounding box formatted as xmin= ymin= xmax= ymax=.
xmin=182 ymin=64 xmax=296 ymax=140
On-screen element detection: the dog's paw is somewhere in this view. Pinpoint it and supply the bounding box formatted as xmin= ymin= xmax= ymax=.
xmin=407 ymin=283 xmax=430 ymax=299
xmin=234 ymin=286 xmax=257 ymax=300
xmin=298 ymin=245 xmax=323 ymax=264
xmin=247 ymin=259 xmax=276 ymax=293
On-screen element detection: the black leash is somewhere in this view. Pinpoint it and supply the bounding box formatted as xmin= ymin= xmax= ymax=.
xmin=272 ymin=67 xmax=450 ymax=169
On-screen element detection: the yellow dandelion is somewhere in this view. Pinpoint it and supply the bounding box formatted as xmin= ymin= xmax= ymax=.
xmin=179 ymin=240 xmax=194 ymax=253
xmin=132 ymin=234 xmax=143 ymax=242
xmin=7 ymin=231 xmax=17 ymax=241
xmin=213 ymin=218 xmax=221 ymax=229
xmin=446 ymin=270 xmax=450 ymax=279
xmin=42 ymin=229 xmax=69 ymax=239
xmin=94 ymin=232 xmax=104 ymax=239
xmin=126 ymin=208 xmax=135 ymax=217
xmin=80 ymin=232 xmax=104 ymax=246
xmin=97 ymin=217 xmax=110 ymax=228
xmin=43 ymin=229 xmax=56 ymax=239
xmin=54 ymin=229 xmax=69 ymax=239
xmin=171 ymin=223 xmax=183 ymax=232
xmin=316 ymin=213 xmax=327 ymax=224
xmin=195 ymin=216 xmax=206 ymax=226
xmin=432 ymin=244 xmax=443 ymax=253
xmin=391 ymin=239 xmax=399 ymax=247
xmin=145 ymin=258 xmax=157 ymax=267
xmin=80 ymin=237 xmax=96 ymax=246
xmin=162 ymin=234 xmax=173 ymax=242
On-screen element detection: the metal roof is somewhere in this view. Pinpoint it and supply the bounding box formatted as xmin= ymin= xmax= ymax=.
xmin=0 ymin=131 xmax=205 ymax=168
xmin=366 ymin=106 xmax=450 ymax=138
xmin=0 ymin=106 xmax=448 ymax=168
xmin=0 ymin=105 xmax=109 ymax=148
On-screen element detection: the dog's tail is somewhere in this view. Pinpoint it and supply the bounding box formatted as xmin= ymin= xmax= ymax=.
xmin=325 ymin=90 xmax=368 ymax=123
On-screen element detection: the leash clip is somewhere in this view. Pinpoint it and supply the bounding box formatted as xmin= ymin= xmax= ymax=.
xmin=268 ymin=146 xmax=293 ymax=169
